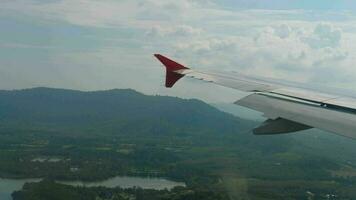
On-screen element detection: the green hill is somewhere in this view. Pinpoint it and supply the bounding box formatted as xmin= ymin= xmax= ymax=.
xmin=0 ymin=87 xmax=254 ymax=135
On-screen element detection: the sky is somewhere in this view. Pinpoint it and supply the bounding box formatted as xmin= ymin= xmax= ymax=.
xmin=1 ymin=0 xmax=356 ymax=102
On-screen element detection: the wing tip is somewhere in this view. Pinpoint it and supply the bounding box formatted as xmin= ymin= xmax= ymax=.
xmin=154 ymin=54 xmax=188 ymax=88
xmin=153 ymin=54 xmax=188 ymax=71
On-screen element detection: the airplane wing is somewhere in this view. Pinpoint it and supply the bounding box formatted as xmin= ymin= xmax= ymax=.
xmin=154 ymin=54 xmax=356 ymax=139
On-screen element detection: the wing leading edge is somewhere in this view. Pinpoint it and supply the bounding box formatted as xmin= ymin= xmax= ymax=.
xmin=154 ymin=54 xmax=356 ymax=139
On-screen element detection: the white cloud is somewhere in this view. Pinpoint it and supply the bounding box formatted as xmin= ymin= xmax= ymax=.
xmin=0 ymin=0 xmax=210 ymax=28
xmin=2 ymin=0 xmax=356 ymax=100
xmin=302 ymin=23 xmax=342 ymax=49
xmin=169 ymin=21 xmax=356 ymax=88
xmin=1 ymin=0 xmax=140 ymax=27
xmin=274 ymin=24 xmax=292 ymax=39
xmin=146 ymin=25 xmax=203 ymax=37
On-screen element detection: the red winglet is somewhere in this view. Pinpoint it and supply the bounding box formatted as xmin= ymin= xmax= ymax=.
xmin=154 ymin=54 xmax=189 ymax=88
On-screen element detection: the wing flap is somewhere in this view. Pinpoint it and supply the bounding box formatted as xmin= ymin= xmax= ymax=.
xmin=236 ymin=94 xmax=356 ymax=139
xmin=253 ymin=118 xmax=311 ymax=135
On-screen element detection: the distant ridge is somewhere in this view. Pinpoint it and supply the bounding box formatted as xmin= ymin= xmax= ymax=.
xmin=0 ymin=87 xmax=143 ymax=95
xmin=0 ymin=87 xmax=255 ymax=136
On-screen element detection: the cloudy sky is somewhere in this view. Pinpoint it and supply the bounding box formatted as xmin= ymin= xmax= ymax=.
xmin=1 ymin=0 xmax=356 ymax=102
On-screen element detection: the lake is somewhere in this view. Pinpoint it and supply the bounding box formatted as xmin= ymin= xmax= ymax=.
xmin=0 ymin=178 xmax=42 ymax=200
xmin=58 ymin=176 xmax=186 ymax=189
xmin=0 ymin=176 xmax=185 ymax=200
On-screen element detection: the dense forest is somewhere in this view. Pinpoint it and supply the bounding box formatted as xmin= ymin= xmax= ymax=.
xmin=0 ymin=88 xmax=355 ymax=199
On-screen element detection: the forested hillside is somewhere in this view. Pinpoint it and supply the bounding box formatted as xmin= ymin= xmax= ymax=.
xmin=0 ymin=87 xmax=254 ymax=135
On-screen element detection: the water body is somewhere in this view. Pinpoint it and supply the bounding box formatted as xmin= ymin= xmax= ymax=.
xmin=0 ymin=178 xmax=41 ymax=200
xmin=59 ymin=176 xmax=185 ymax=190
xmin=0 ymin=176 xmax=185 ymax=200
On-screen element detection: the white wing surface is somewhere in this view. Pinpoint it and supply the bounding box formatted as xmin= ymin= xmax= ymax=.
xmin=154 ymin=54 xmax=356 ymax=138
